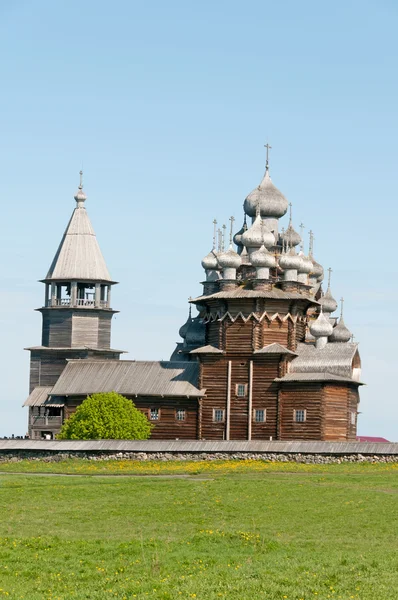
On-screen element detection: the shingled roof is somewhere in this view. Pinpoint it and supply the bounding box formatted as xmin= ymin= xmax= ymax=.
xmin=23 ymin=387 xmax=65 ymax=407
xmin=191 ymin=287 xmax=319 ymax=303
xmin=290 ymin=342 xmax=359 ymax=378
xmin=254 ymin=343 xmax=297 ymax=356
xmin=44 ymin=204 xmax=113 ymax=283
xmin=276 ymin=372 xmax=362 ymax=385
xmin=50 ymin=360 xmax=204 ymax=398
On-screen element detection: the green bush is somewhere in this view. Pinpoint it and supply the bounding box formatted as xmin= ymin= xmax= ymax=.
xmin=57 ymin=392 xmax=153 ymax=440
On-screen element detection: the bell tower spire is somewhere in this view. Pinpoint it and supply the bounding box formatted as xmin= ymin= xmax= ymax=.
xmin=26 ymin=172 xmax=124 ymax=438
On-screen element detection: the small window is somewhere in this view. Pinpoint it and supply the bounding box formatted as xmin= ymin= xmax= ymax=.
xmin=350 ymin=412 xmax=356 ymax=425
xmin=176 ymin=409 xmax=186 ymax=421
xmin=294 ymin=409 xmax=306 ymax=423
xmin=236 ymin=384 xmax=247 ymax=397
xmin=150 ymin=408 xmax=160 ymax=421
xmin=213 ymin=409 xmax=225 ymax=423
xmin=254 ymin=409 xmax=266 ymax=423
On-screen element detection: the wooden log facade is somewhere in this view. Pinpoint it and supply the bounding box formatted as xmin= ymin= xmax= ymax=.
xmin=24 ymin=161 xmax=363 ymax=441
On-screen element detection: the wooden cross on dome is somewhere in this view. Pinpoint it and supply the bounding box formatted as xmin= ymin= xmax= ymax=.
xmin=264 ymin=142 xmax=272 ymax=169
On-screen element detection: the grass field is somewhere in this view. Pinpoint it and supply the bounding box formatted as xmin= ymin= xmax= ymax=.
xmin=0 ymin=461 xmax=397 ymax=600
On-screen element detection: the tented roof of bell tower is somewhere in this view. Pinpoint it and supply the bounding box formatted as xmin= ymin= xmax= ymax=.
xmin=43 ymin=174 xmax=114 ymax=283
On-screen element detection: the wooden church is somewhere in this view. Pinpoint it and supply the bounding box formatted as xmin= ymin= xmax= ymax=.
xmin=24 ymin=153 xmax=363 ymax=441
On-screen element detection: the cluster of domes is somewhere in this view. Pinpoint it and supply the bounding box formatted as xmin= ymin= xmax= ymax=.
xmin=196 ymin=148 xmax=354 ymax=347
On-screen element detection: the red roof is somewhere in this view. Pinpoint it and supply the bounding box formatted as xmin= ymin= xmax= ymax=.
xmin=356 ymin=436 xmax=390 ymax=443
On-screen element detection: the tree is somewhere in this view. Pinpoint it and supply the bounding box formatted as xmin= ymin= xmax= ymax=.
xmin=57 ymin=392 xmax=153 ymax=440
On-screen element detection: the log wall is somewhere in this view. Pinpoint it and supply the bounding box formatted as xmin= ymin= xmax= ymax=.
xmin=279 ymin=384 xmax=323 ymax=440
xmin=64 ymin=396 xmax=199 ymax=440
xmin=322 ymin=385 xmax=349 ymax=441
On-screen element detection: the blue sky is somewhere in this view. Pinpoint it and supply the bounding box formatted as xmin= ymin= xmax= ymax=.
xmin=0 ymin=0 xmax=397 ymax=439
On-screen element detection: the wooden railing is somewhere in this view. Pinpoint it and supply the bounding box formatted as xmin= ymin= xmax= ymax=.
xmin=51 ymin=299 xmax=109 ymax=308
xmin=30 ymin=416 xmax=63 ymax=427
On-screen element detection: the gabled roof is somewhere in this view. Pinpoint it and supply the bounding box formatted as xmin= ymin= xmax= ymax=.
xmin=290 ymin=342 xmax=359 ymax=378
xmin=50 ymin=360 xmax=204 ymax=398
xmin=254 ymin=343 xmax=297 ymax=356
xmin=44 ymin=205 xmax=113 ymax=283
xmin=190 ymin=345 xmax=224 ymax=354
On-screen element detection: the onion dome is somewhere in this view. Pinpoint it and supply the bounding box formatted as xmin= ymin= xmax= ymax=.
xmin=309 ymin=310 xmax=333 ymax=339
xmin=282 ymin=224 xmax=301 ymax=247
xmin=320 ymin=288 xmax=338 ymax=313
xmin=329 ymin=298 xmax=352 ymax=342
xmin=244 ymin=169 xmax=288 ymax=219
xmin=298 ymin=251 xmax=313 ymax=274
xmin=179 ymin=306 xmax=193 ymax=339
xmin=74 ymin=170 xmax=87 ymax=206
xmin=241 ymin=215 xmax=275 ymax=249
xmin=233 ymin=215 xmax=247 ymax=248
xmin=311 ymin=260 xmax=324 ymax=280
xmin=279 ymin=246 xmax=303 ymax=270
xmin=185 ymin=316 xmax=206 ymax=346
xmin=319 ymin=268 xmax=338 ymax=313
xmin=217 ymin=245 xmax=242 ymax=269
xmin=329 ymin=318 xmax=352 ymax=343
xmin=201 ymin=250 xmax=218 ymax=270
xmin=251 ymin=244 xmax=276 ymax=268
xmin=281 ymin=203 xmax=301 ymax=247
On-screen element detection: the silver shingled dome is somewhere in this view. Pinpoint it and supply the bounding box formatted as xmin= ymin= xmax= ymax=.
xmin=241 ymin=215 xmax=275 ymax=249
xmin=201 ymin=250 xmax=218 ymax=270
xmin=244 ymin=170 xmax=288 ymax=219
xmin=298 ymin=251 xmax=314 ymax=275
xmin=217 ymin=246 xmax=242 ymax=269
xmin=309 ymin=311 xmax=334 ymax=338
xmin=250 ymin=244 xmax=276 ymax=268
xmin=329 ymin=317 xmax=352 ymax=343
xmin=282 ymin=223 xmax=301 ymax=247
xmin=319 ymin=287 xmax=338 ymax=314
xmin=279 ymin=247 xmax=303 ymax=271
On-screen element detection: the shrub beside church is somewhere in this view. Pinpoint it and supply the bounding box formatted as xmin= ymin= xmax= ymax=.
xmin=57 ymin=392 xmax=153 ymax=440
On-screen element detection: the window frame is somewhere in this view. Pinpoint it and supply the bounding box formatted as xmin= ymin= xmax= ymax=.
xmin=175 ymin=408 xmax=186 ymax=422
xmin=235 ymin=383 xmax=248 ymax=397
xmin=350 ymin=411 xmax=356 ymax=426
xmin=253 ymin=408 xmax=266 ymax=423
xmin=213 ymin=408 xmax=225 ymax=423
xmin=149 ymin=408 xmax=160 ymax=421
xmin=294 ymin=409 xmax=306 ymax=423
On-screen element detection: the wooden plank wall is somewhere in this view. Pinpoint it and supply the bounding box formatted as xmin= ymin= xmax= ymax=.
xmin=229 ymin=361 xmax=249 ymax=440
xmin=225 ymin=319 xmax=253 ymax=353
xmin=348 ymin=387 xmax=359 ymax=440
xmin=206 ymin=321 xmax=221 ymax=348
xmin=279 ymin=384 xmax=323 ymax=440
xmin=64 ymin=396 xmax=199 ymax=440
xmin=98 ymin=313 xmax=112 ymax=348
xmin=29 ymin=354 xmax=69 ymax=393
xmin=71 ymin=314 xmax=99 ymax=348
xmin=42 ymin=311 xmax=72 ymax=347
xmin=200 ymin=357 xmax=228 ymax=440
xmin=251 ymin=357 xmax=280 ymax=440
xmin=261 ymin=319 xmax=289 ymax=347
xmin=323 ymin=384 xmax=350 ymax=441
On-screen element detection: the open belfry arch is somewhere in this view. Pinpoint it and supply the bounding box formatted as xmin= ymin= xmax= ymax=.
xmin=24 ymin=151 xmax=362 ymax=440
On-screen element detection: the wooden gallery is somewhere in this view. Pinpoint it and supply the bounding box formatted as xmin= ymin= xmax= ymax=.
xmin=24 ymin=154 xmax=362 ymax=441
